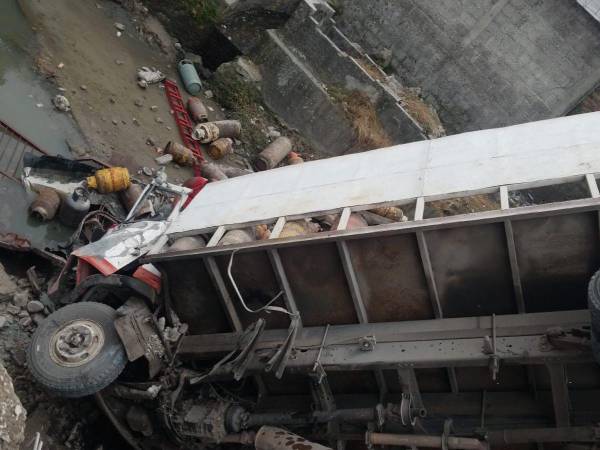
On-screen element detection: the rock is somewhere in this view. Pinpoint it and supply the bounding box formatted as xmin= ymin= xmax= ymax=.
xmin=267 ymin=126 xmax=281 ymax=138
xmin=174 ymin=42 xmax=182 ymax=51
xmin=112 ymin=118 xmax=119 ymax=126
xmin=115 ymin=59 xmax=124 ymax=65
xmin=116 ymin=31 xmax=123 ymax=37
xmin=0 ymin=316 xmax=8 ymax=329
xmin=17 ymin=311 xmax=29 ymax=319
xmin=138 ymin=80 xmax=148 ymax=89
xmin=204 ymin=90 xmax=213 ymax=99
xmin=155 ymin=117 xmax=163 ymax=124
xmin=146 ymin=137 xmax=156 ymax=146
xmin=114 ymin=22 xmax=126 ymax=31
xmin=31 ymin=313 xmax=45 ymax=327
xmin=52 ymin=94 xmax=71 ymax=112
xmin=80 ymin=85 xmax=88 ymax=91
xmin=18 ymin=317 xmax=32 ymax=328
xmin=150 ymin=105 xmax=158 ymax=111
xmin=109 ymin=97 xmax=116 ymax=104
xmin=132 ymin=118 xmax=140 ymax=126
xmin=12 ymin=292 xmax=29 ymax=308
xmin=142 ymin=167 xmax=153 ymax=176
xmin=26 ymin=301 xmax=44 ymax=314
xmin=134 ymin=98 xmax=144 ymax=107
xmin=0 ymin=363 xmax=26 ymax=448
xmin=6 ymin=305 xmax=19 ymax=316
xmin=155 ymin=154 xmax=173 ymax=165
xmin=67 ymin=140 xmax=87 ymax=157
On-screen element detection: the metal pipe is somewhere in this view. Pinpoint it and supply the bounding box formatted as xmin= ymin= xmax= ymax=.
xmin=367 ymin=432 xmax=488 ymax=450
xmin=247 ymin=407 xmax=376 ymax=427
xmin=255 ymin=426 xmax=332 ymax=450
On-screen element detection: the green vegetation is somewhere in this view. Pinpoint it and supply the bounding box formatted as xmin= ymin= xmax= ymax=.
xmin=179 ymin=0 xmax=222 ymax=28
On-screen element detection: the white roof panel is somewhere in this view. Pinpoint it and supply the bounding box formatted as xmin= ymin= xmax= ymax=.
xmin=170 ymin=112 xmax=600 ymax=235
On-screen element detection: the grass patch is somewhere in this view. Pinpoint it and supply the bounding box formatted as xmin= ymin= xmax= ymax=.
xmin=328 ymin=86 xmax=392 ymax=150
xmin=180 ymin=0 xmax=222 ymax=28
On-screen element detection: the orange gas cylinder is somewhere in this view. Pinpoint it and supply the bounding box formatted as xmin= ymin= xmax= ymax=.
xmin=86 ymin=167 xmax=131 ymax=193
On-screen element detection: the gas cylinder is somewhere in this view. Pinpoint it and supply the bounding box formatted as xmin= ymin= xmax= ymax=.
xmin=59 ymin=187 xmax=91 ymax=227
xmin=86 ymin=167 xmax=131 ymax=193
xmin=119 ymin=184 xmax=154 ymax=218
xmin=29 ymin=188 xmax=60 ymax=221
xmin=165 ymin=141 xmax=198 ymax=166
xmin=178 ymin=59 xmax=202 ymax=95
xmin=192 ymin=120 xmax=242 ymax=143
xmin=287 ymin=151 xmax=304 ymax=165
xmin=254 ymin=137 xmax=292 ymax=171
xmin=208 ymin=138 xmax=234 ymax=160
xmin=187 ymin=97 xmax=208 ymax=123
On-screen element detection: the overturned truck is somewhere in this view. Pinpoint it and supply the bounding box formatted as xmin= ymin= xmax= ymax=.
xmin=27 ymin=113 xmax=600 ymax=449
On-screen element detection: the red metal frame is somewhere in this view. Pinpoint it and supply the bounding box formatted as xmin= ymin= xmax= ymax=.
xmin=163 ymin=79 xmax=204 ymax=174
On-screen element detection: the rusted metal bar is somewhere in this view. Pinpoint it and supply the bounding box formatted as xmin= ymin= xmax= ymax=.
xmin=182 ymin=311 xmax=591 ymax=373
xmin=180 ymin=309 xmax=589 ymax=356
xmin=366 ymin=432 xmax=487 ymax=450
xmin=547 ymin=363 xmax=571 ymax=427
xmin=255 ymin=426 xmax=332 ymax=450
xmin=0 ymin=120 xmax=48 ymax=153
xmin=204 ymin=256 xmax=243 ymax=332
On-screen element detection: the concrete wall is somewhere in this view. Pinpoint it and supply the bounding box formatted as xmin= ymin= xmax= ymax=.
xmin=334 ymin=0 xmax=600 ymax=133
xmin=256 ymin=30 xmax=357 ymax=156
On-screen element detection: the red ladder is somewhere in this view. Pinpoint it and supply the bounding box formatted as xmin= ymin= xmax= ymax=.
xmin=163 ymin=79 xmax=204 ymax=172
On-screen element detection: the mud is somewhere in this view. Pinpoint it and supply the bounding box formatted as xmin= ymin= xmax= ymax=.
xmin=18 ymin=0 xmax=224 ymax=183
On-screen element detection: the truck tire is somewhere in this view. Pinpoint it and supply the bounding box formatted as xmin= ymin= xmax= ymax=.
xmin=588 ymin=269 xmax=600 ymax=363
xmin=27 ymin=302 xmax=127 ymax=398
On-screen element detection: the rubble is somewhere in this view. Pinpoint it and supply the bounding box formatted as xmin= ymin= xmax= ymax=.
xmin=52 ymin=94 xmax=71 ymax=112
xmin=0 ymin=363 xmax=26 ymax=449
xmin=0 ymin=265 xmax=17 ymax=302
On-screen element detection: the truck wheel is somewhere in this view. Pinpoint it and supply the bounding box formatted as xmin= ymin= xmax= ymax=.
xmin=27 ymin=302 xmax=127 ymax=398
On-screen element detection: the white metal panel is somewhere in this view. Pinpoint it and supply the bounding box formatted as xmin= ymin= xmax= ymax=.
xmin=579 ymin=0 xmax=600 ymax=22
xmin=170 ymin=112 xmax=600 ymax=235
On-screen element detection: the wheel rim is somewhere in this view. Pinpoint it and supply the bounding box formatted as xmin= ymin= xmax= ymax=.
xmin=49 ymin=319 xmax=105 ymax=367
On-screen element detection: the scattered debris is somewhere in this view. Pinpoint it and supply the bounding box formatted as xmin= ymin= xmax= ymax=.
xmin=51 ymin=94 xmax=70 ymax=112
xmin=137 ymin=67 xmax=165 ymax=86
xmin=114 ymin=22 xmax=125 ymax=32
xmin=134 ymin=98 xmax=144 ymax=107
xmin=0 ymin=363 xmax=26 ymax=449
xmin=80 ymin=85 xmax=88 ymax=91
xmin=155 ymin=154 xmax=173 ymax=165
xmin=204 ymin=90 xmax=213 ymax=99
xmin=0 ymin=263 xmax=17 ymax=302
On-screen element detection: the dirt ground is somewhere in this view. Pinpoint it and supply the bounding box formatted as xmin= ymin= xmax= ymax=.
xmin=19 ymin=0 xmax=228 ymax=183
